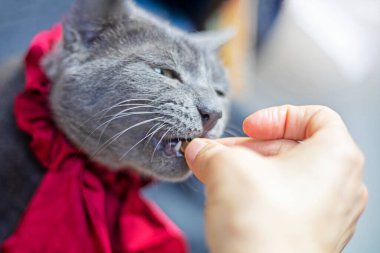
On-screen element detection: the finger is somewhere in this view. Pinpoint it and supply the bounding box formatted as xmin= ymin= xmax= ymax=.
xmin=184 ymin=138 xmax=226 ymax=184
xmin=184 ymin=138 xmax=261 ymax=185
xmin=335 ymin=186 xmax=368 ymax=253
xmin=215 ymin=137 xmax=299 ymax=156
xmin=352 ymin=184 xmax=369 ymax=224
xmin=242 ymin=105 xmax=347 ymax=141
xmin=335 ymin=225 xmax=356 ymax=253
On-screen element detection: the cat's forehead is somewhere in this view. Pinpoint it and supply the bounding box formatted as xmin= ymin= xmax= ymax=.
xmin=85 ymin=13 xmax=227 ymax=87
xmin=113 ymin=19 xmax=204 ymax=57
xmin=94 ymin=20 xmax=207 ymax=68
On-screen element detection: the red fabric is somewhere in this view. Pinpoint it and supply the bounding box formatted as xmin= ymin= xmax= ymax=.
xmin=1 ymin=25 xmax=188 ymax=253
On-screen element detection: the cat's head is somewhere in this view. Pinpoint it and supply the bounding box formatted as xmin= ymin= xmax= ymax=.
xmin=44 ymin=0 xmax=232 ymax=181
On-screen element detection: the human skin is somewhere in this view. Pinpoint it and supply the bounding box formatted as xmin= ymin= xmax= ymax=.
xmin=184 ymin=105 xmax=368 ymax=253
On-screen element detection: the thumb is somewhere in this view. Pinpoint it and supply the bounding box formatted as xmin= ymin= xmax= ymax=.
xmin=184 ymin=138 xmax=227 ymax=184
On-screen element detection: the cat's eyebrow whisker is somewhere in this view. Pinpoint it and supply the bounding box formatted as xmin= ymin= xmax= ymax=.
xmin=119 ymin=123 xmax=166 ymax=160
xmin=151 ymin=126 xmax=174 ymax=162
xmin=92 ymin=116 xmax=164 ymax=157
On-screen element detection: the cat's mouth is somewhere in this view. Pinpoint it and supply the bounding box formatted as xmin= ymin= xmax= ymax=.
xmin=152 ymin=137 xmax=193 ymax=157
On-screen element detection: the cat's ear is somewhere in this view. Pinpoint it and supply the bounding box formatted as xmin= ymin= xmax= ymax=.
xmin=63 ymin=0 xmax=132 ymax=47
xmin=191 ymin=28 xmax=235 ymax=51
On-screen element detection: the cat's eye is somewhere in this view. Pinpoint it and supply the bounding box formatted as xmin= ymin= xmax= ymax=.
xmin=153 ymin=67 xmax=181 ymax=82
xmin=215 ymin=89 xmax=226 ymax=97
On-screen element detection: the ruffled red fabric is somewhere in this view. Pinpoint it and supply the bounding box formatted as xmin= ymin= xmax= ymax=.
xmin=1 ymin=25 xmax=188 ymax=253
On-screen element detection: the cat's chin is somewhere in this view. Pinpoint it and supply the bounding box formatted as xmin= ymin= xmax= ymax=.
xmin=140 ymin=157 xmax=194 ymax=182
xmin=153 ymin=170 xmax=193 ymax=182
xmin=151 ymin=137 xmax=190 ymax=158
xmin=127 ymin=163 xmax=193 ymax=182
xmin=95 ymin=155 xmax=193 ymax=182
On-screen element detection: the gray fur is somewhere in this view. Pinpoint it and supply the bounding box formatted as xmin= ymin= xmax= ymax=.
xmin=43 ymin=0 xmax=231 ymax=181
xmin=0 ymin=0 xmax=231 ymax=241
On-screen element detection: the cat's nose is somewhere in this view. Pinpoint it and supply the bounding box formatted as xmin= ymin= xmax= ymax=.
xmin=198 ymin=106 xmax=222 ymax=132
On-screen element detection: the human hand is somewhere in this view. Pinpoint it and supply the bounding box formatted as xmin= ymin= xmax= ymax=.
xmin=184 ymin=105 xmax=367 ymax=253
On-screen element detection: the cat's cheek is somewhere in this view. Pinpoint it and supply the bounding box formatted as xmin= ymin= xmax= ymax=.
xmin=152 ymin=157 xmax=192 ymax=182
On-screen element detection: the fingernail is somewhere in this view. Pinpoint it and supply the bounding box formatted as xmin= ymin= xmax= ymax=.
xmin=185 ymin=138 xmax=208 ymax=164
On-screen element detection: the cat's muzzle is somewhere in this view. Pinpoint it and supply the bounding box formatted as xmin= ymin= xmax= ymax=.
xmin=153 ymin=138 xmax=193 ymax=157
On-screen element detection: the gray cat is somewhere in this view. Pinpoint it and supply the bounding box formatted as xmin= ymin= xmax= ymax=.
xmin=0 ymin=0 xmax=231 ymax=241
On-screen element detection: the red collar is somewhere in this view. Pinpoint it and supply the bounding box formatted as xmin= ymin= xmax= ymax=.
xmin=2 ymin=25 xmax=187 ymax=253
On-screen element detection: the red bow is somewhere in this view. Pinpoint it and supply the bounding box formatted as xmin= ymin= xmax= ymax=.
xmin=1 ymin=25 xmax=188 ymax=253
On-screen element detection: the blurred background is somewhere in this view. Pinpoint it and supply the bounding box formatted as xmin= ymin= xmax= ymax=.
xmin=0 ymin=0 xmax=379 ymax=252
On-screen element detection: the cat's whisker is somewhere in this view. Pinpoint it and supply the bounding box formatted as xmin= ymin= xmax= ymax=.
xmin=150 ymin=111 xmax=177 ymax=118
xmin=181 ymin=180 xmax=201 ymax=193
xmin=119 ymin=123 xmax=166 ymax=160
xmin=92 ymin=116 xmax=163 ymax=156
xmin=223 ymin=123 xmax=245 ymax=137
xmin=150 ymin=126 xmax=174 ymax=162
xmin=82 ymin=109 xmax=157 ymax=147
xmin=92 ymin=103 xmax=152 ymax=121
xmin=145 ymin=122 xmax=162 ymax=137
xmin=80 ymin=101 xmax=156 ymax=145
xmin=80 ymin=98 xmax=154 ymax=127
xmin=144 ymin=122 xmax=167 ymax=150
xmin=176 ymin=128 xmax=180 ymax=143
xmin=99 ymin=105 xmax=156 ymax=129
xmin=226 ymin=124 xmax=243 ymax=133
xmin=97 ymin=105 xmax=157 ymax=143
xmin=223 ymin=129 xmax=241 ymax=137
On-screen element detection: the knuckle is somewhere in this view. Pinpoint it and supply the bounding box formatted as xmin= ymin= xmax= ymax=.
xmin=335 ymin=144 xmax=365 ymax=171
xmin=318 ymin=106 xmax=344 ymax=123
xmin=316 ymin=105 xmax=338 ymax=116
xmin=309 ymin=105 xmax=335 ymax=118
xmin=319 ymin=105 xmax=334 ymax=112
xmin=348 ymin=147 xmax=365 ymax=168
xmin=355 ymin=149 xmax=365 ymax=167
xmin=317 ymin=106 xmax=345 ymax=126
xmin=361 ymin=185 xmax=369 ymax=205
xmin=357 ymin=185 xmax=369 ymax=215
